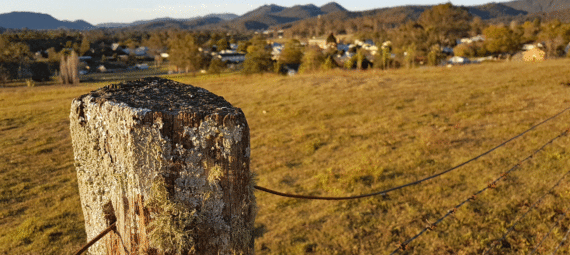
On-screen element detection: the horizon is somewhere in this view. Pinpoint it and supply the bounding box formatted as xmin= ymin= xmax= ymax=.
xmin=2 ymin=0 xmax=512 ymax=25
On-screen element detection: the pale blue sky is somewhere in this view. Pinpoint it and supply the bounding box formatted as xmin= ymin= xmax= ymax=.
xmin=1 ymin=0 xmax=511 ymax=25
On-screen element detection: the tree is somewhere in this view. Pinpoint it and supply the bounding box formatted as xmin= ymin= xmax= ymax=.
xmin=0 ymin=36 xmax=31 ymax=81
xmin=469 ymin=16 xmax=486 ymax=37
xmin=241 ymin=37 xmax=272 ymax=75
xmin=80 ymin=37 xmax=91 ymax=56
xmin=208 ymin=57 xmax=224 ymax=76
xmin=404 ymin=45 xmax=416 ymax=69
xmin=30 ymin=62 xmax=52 ymax=82
xmin=0 ymin=65 xmax=9 ymax=85
xmin=453 ymin=43 xmax=476 ymax=57
xmin=59 ymin=51 xmax=79 ymax=85
xmin=418 ymin=3 xmax=472 ymax=47
xmin=279 ymin=39 xmax=303 ymax=65
xmin=483 ymin=25 xmax=520 ymax=55
xmin=344 ymin=56 xmax=356 ymax=69
xmin=427 ymin=45 xmax=444 ymax=66
xmin=237 ymin=41 xmax=251 ymax=53
xmin=355 ymin=48 xmax=367 ymax=70
xmin=375 ymin=42 xmax=392 ymax=70
xmin=321 ymin=56 xmax=335 ymax=71
xmin=538 ymin=19 xmax=566 ymax=58
xmin=299 ymin=46 xmax=325 ymax=73
xmin=216 ymin=38 xmax=230 ymax=51
xmin=168 ymin=33 xmax=204 ymax=73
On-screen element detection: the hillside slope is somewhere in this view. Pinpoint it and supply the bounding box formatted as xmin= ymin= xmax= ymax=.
xmin=503 ymin=0 xmax=570 ymax=13
xmin=0 ymin=12 xmax=92 ymax=30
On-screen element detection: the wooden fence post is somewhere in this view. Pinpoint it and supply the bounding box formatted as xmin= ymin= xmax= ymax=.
xmin=70 ymin=77 xmax=256 ymax=254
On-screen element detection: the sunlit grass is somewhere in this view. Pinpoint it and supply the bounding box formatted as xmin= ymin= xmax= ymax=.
xmin=2 ymin=60 xmax=570 ymax=254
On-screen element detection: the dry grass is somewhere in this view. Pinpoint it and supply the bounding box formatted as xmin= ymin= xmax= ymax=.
xmin=2 ymin=60 xmax=570 ymax=254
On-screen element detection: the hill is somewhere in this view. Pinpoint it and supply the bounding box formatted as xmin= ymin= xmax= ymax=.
xmin=0 ymin=12 xmax=93 ymax=30
xmin=126 ymin=17 xmax=224 ymax=31
xmin=320 ymin=2 xmax=348 ymax=13
xmin=503 ymin=0 xmax=570 ymax=13
xmin=467 ymin=2 xmax=528 ymax=19
xmin=96 ymin=13 xmax=237 ymax=28
xmin=226 ymin=2 xmax=352 ymax=30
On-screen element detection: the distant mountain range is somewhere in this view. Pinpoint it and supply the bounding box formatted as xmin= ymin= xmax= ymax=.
xmin=0 ymin=12 xmax=93 ymax=30
xmin=2 ymin=0 xmax=570 ymax=31
xmin=96 ymin=13 xmax=238 ymax=28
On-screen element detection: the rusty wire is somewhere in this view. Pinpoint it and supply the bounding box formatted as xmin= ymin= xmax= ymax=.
xmin=254 ymin=106 xmax=570 ymax=200
xmin=483 ymin=167 xmax=570 ymax=254
xmin=551 ymin=224 xmax=570 ymax=255
xmin=529 ymin=208 xmax=569 ymax=255
xmin=389 ymin=128 xmax=570 ymax=255
xmin=73 ymin=222 xmax=116 ymax=255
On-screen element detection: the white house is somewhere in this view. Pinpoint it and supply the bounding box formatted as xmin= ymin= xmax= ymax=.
xmin=135 ymin=63 xmax=149 ymax=70
xmin=456 ymin=35 xmax=485 ymax=45
xmin=448 ymin=56 xmax=470 ymax=65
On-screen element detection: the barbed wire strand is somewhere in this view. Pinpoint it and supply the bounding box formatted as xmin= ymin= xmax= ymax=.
xmin=389 ymin=128 xmax=570 ymax=255
xmin=74 ymin=222 xmax=116 ymax=255
xmin=254 ymin=106 xmax=570 ymax=200
xmin=483 ymin=166 xmax=570 ymax=254
xmin=551 ymin=224 xmax=570 ymax=255
xmin=529 ymin=208 xmax=569 ymax=255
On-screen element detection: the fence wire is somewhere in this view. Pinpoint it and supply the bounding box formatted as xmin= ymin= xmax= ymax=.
xmin=73 ymin=222 xmax=116 ymax=255
xmin=529 ymin=208 xmax=569 ymax=255
xmin=254 ymin=106 xmax=570 ymax=200
xmin=552 ymin=224 xmax=570 ymax=255
xmin=389 ymin=128 xmax=570 ymax=255
xmin=483 ymin=166 xmax=570 ymax=254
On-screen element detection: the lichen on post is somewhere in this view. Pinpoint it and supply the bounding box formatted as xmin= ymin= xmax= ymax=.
xmin=70 ymin=77 xmax=256 ymax=254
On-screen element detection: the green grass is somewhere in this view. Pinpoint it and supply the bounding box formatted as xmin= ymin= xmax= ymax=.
xmin=2 ymin=60 xmax=570 ymax=254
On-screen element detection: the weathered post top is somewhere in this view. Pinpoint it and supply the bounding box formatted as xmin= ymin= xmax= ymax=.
xmin=70 ymin=77 xmax=255 ymax=255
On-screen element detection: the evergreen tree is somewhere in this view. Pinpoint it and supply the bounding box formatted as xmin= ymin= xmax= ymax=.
xmin=242 ymin=37 xmax=272 ymax=75
xmin=80 ymin=37 xmax=91 ymax=56
xmin=299 ymin=46 xmax=325 ymax=73
xmin=168 ymin=33 xmax=204 ymax=73
xmin=483 ymin=25 xmax=520 ymax=55
xmin=321 ymin=56 xmax=335 ymax=71
xmin=208 ymin=57 xmax=224 ymax=76
xmin=279 ymin=39 xmax=303 ymax=65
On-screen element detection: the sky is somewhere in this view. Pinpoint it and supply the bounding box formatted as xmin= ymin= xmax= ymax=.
xmin=1 ymin=0 xmax=512 ymax=25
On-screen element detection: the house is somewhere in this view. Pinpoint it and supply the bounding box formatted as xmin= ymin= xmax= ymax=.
xmin=123 ymin=46 xmax=149 ymax=57
xmin=309 ymin=36 xmax=337 ymax=50
xmin=135 ymin=63 xmax=149 ymax=70
xmin=308 ymin=38 xmax=327 ymax=49
xmin=337 ymin=44 xmax=350 ymax=52
xmin=218 ymin=51 xmax=245 ymax=63
xmin=78 ymin=56 xmax=92 ymax=63
xmin=456 ymin=35 xmax=485 ymax=45
xmin=448 ymin=56 xmax=470 ymax=65
xmin=441 ymin=47 xmax=454 ymax=55
xmin=522 ymin=44 xmax=536 ymax=51
xmin=523 ymin=47 xmax=545 ymax=62
xmin=97 ymin=65 xmax=107 ymax=73
xmin=270 ymin=43 xmax=284 ymax=60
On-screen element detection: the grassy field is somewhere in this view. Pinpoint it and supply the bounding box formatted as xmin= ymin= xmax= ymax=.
xmin=2 ymin=60 xmax=570 ymax=254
